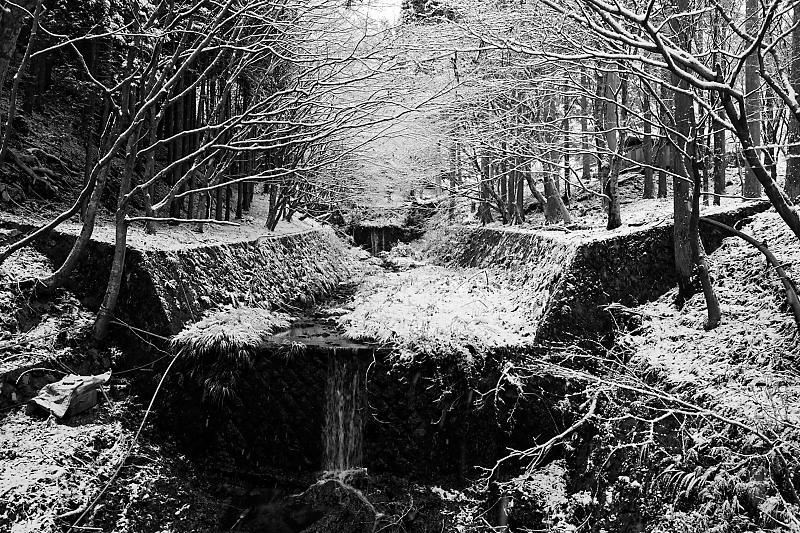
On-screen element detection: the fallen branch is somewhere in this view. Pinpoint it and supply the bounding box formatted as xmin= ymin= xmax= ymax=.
xmin=126 ymin=216 xmax=241 ymax=227
xmin=700 ymin=217 xmax=800 ymax=330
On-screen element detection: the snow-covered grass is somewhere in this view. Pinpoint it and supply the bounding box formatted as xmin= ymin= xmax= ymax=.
xmin=171 ymin=306 xmax=294 ymax=405
xmin=339 ymin=263 xmax=536 ymax=364
xmin=171 ymin=306 xmax=293 ymax=359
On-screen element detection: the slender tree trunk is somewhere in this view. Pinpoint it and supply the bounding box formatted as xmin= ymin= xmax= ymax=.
xmin=604 ymin=68 xmax=621 ymax=225
xmin=689 ymin=141 xmax=721 ymax=329
xmin=94 ymin=132 xmax=138 ymax=341
xmin=712 ymin=11 xmax=727 ymax=206
xmin=594 ymin=68 xmax=607 ymax=177
xmin=479 ymin=155 xmax=493 ymax=224
xmin=643 ymin=86 xmax=655 ymax=199
xmin=672 ymin=0 xmax=695 ymax=304
xmin=544 ymin=162 xmax=571 ymax=225
xmin=581 ymin=70 xmax=593 ymax=181
xmin=713 ymin=119 xmax=727 ymax=205
xmin=787 ymin=0 xmax=800 ymax=198
xmin=607 ymin=151 xmax=622 ymax=229
xmin=0 ymin=0 xmax=43 ymax=161
xmin=658 ymin=74 xmax=672 ymax=199
xmin=143 ymin=106 xmax=158 ymax=235
xmin=0 ymin=0 xmax=37 ymax=119
xmin=743 ymin=0 xmax=763 ymax=198
xmin=563 ymin=87 xmax=571 ymax=205
xmin=515 ymin=160 xmax=524 ymax=222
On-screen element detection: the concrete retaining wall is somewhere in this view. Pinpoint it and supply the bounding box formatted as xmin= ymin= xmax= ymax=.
xmin=429 ymin=202 xmax=771 ymax=345
xmin=34 ymin=226 xmax=359 ymax=336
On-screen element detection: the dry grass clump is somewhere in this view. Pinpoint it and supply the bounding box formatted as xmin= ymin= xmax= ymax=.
xmin=171 ymin=306 xmax=292 ymax=404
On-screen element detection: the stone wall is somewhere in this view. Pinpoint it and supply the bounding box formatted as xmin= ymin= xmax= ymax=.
xmin=35 ymin=227 xmax=359 ymax=336
xmin=428 ymin=202 xmax=771 ymax=345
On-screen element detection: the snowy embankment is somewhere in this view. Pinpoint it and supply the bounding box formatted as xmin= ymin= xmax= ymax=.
xmin=629 ymin=211 xmax=800 ymax=427
xmin=339 ymin=201 xmax=771 ymax=364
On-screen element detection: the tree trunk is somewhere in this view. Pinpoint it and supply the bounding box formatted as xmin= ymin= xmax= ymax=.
xmin=0 ymin=0 xmax=37 ymax=113
xmin=713 ymin=115 xmax=727 ymax=206
xmin=0 ymin=0 xmax=42 ymax=161
xmin=689 ymin=141 xmax=721 ymax=329
xmin=743 ymin=0 xmax=763 ymax=198
xmin=93 ymin=133 xmax=138 ymax=341
xmin=479 ymin=155 xmax=493 ymax=224
xmin=658 ymin=75 xmax=672 ymax=198
xmin=721 ymin=94 xmax=800 ymax=241
xmin=787 ymin=0 xmax=800 ymax=199
xmin=672 ymin=0 xmax=695 ymax=305
xmin=607 ymin=151 xmax=622 ymax=229
xmin=594 ymin=68 xmax=607 ymax=177
xmin=581 ymin=70 xmax=593 ymax=181
xmin=643 ymin=87 xmax=655 ymax=199
xmin=563 ymin=88 xmax=571 ymax=205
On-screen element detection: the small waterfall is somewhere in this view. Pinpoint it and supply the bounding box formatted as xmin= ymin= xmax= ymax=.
xmin=322 ymin=348 xmax=366 ymax=471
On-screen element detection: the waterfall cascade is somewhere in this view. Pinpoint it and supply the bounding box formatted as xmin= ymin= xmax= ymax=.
xmin=323 ymin=349 xmax=366 ymax=471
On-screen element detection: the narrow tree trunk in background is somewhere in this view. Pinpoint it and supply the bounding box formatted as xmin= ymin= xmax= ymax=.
xmin=787 ymin=0 xmax=800 ymax=198
xmin=602 ymin=69 xmax=619 ymax=209
xmin=516 ymin=160 xmax=524 ymax=222
xmin=672 ymin=0 xmax=696 ymax=305
xmin=713 ymin=117 xmax=727 ymax=205
xmin=499 ymin=159 xmax=508 ymax=224
xmin=762 ymin=88 xmax=779 ymax=184
xmin=581 ymin=70 xmax=593 ymax=181
xmin=544 ymin=163 xmax=571 ymax=225
xmin=186 ymin=83 xmax=197 ymax=219
xmin=743 ymin=0 xmax=763 ymax=198
xmin=658 ymin=77 xmax=671 ymax=198
xmin=604 ymin=68 xmax=620 ymax=218
xmin=0 ymin=0 xmax=42 ymax=162
xmin=563 ymin=87 xmax=571 ymax=205
xmin=507 ymin=159 xmax=517 ymax=224
xmin=0 ymin=0 xmax=37 ymax=121
xmin=643 ymin=87 xmax=655 ymax=198
xmin=703 ymin=117 xmax=711 ymax=205
xmin=225 ymin=183 xmax=231 ymax=221
xmin=478 ymin=155 xmax=493 ymax=224
xmin=173 ymin=74 xmax=186 ymax=220
xmin=81 ymin=40 xmax=99 ymax=221
xmin=689 ymin=141 xmax=721 ymax=330
xmin=712 ymin=11 xmax=727 ymax=206
xmin=94 ymin=132 xmax=138 ymax=341
xmin=594 ymin=69 xmax=606 ymax=177
xmin=143 ymin=106 xmax=158 ymax=235
xmin=607 ymin=149 xmax=622 ymax=229
xmin=236 ymin=162 xmax=244 ymax=219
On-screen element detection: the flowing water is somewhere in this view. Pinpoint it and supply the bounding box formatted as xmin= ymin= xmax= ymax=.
xmin=323 ymin=351 xmax=366 ymax=471
xmin=267 ymin=320 xmax=373 ymax=471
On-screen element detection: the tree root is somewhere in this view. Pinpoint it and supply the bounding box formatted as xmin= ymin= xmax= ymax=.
xmin=3 ymin=148 xmax=57 ymax=197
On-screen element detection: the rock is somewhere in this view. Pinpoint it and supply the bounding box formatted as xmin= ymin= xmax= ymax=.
xmin=236 ymin=479 xmax=375 ymax=533
xmin=292 ymin=479 xmax=376 ymax=533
